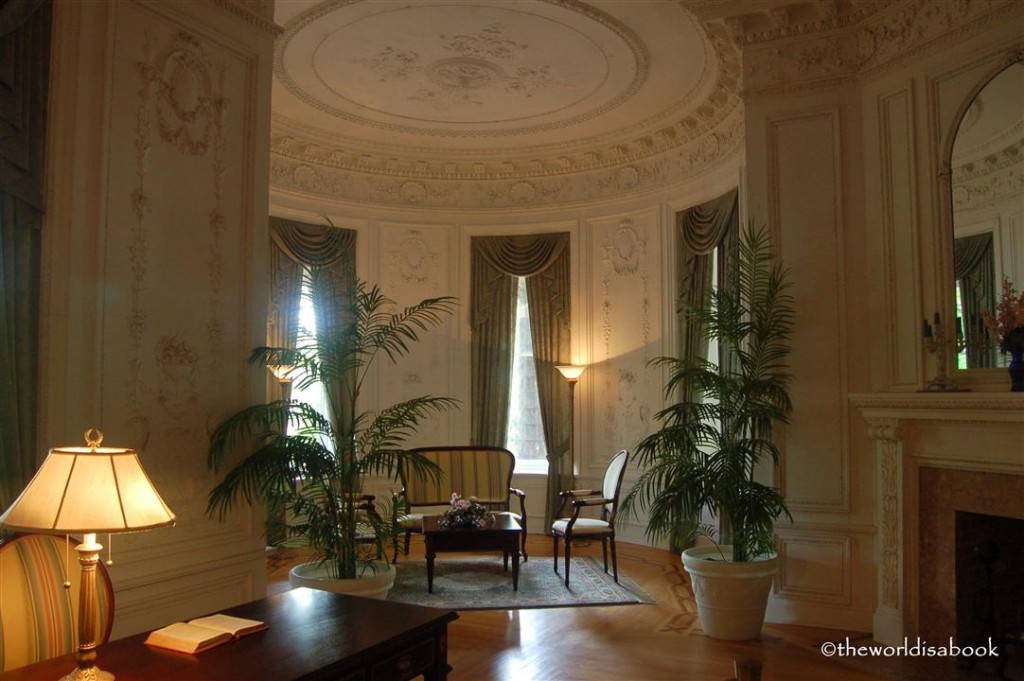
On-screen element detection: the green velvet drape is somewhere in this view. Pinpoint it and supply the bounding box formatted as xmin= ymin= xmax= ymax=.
xmin=953 ymin=232 xmax=995 ymax=368
xmin=471 ymin=234 xmax=570 ymax=526
xmin=268 ymin=218 xmax=357 ymax=441
xmin=0 ymin=0 xmax=51 ymax=515
xmin=676 ymin=189 xmax=739 ymax=394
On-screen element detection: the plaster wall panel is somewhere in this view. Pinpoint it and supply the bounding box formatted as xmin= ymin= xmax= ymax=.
xmin=376 ymin=223 xmax=458 ymax=447
xmin=585 ymin=208 xmax=662 ymax=479
xmin=878 ymin=88 xmax=922 ymax=388
xmin=774 ymin=532 xmax=851 ymax=604
xmin=42 ymin=0 xmax=275 ymax=637
xmin=768 ymin=111 xmax=848 ymax=513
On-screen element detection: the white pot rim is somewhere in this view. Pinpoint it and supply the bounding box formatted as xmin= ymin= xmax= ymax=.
xmin=681 ymin=545 xmax=779 ymax=578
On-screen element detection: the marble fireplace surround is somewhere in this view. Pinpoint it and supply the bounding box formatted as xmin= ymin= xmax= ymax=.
xmin=851 ymin=393 xmax=1024 ymax=646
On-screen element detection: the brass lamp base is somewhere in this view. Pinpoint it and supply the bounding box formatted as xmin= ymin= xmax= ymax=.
xmin=59 ymin=665 xmax=114 ymax=681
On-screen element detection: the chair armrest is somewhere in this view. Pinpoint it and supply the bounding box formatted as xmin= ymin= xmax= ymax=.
xmin=558 ymin=488 xmax=600 ymax=501
xmin=509 ymin=487 xmax=527 ymax=522
xmin=572 ymin=497 xmax=612 ymax=509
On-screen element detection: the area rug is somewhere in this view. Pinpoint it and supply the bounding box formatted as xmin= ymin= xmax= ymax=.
xmin=386 ymin=556 xmax=655 ymax=610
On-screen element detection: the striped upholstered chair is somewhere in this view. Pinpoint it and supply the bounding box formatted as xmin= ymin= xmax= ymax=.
xmin=393 ymin=446 xmax=527 ymax=561
xmin=0 ymin=533 xmax=114 ymax=672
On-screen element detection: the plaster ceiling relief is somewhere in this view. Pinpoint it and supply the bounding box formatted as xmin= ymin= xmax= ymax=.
xmin=270 ymin=0 xmax=744 ymax=207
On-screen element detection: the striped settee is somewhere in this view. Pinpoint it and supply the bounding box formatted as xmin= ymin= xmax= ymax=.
xmin=393 ymin=446 xmax=527 ymax=560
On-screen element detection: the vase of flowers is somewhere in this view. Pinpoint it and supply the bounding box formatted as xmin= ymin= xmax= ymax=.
xmin=983 ymin=278 xmax=1024 ymax=391
xmin=438 ymin=493 xmax=494 ymax=529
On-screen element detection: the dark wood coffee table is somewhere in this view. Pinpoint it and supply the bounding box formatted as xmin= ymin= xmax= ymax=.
xmin=423 ymin=514 xmax=523 ymax=593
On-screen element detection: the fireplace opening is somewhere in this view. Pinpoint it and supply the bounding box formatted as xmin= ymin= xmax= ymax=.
xmin=955 ymin=511 xmax=1024 ymax=676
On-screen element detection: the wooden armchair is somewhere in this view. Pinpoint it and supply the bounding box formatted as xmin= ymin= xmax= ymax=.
xmin=551 ymin=449 xmax=630 ymax=587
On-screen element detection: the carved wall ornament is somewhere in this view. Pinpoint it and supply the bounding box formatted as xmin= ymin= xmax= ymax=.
xmin=399 ymin=181 xmax=428 ymax=203
xmin=127 ymin=31 xmax=157 ymax=408
xmin=141 ymin=32 xmax=223 ymax=156
xmin=388 ymin=232 xmax=440 ymax=286
xmin=879 ymin=443 xmax=901 ymax=609
xmin=602 ymin=219 xmax=646 ymax=275
xmin=128 ymin=28 xmax=231 ymax=417
xmin=155 ymin=334 xmax=201 ymax=420
xmin=509 ymin=181 xmax=537 ymax=203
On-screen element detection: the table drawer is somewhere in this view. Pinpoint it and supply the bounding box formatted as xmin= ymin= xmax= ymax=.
xmin=370 ymin=638 xmax=435 ymax=681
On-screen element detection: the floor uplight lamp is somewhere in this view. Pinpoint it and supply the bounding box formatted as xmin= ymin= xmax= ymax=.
xmin=0 ymin=429 xmax=176 ymax=681
xmin=555 ymin=365 xmax=586 ymax=489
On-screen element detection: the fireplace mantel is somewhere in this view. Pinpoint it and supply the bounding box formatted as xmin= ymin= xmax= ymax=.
xmin=851 ymin=392 xmax=1024 ymax=423
xmin=850 ymin=392 xmax=1024 ymax=645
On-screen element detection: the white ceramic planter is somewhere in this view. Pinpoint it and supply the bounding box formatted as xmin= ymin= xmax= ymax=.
xmin=681 ymin=546 xmax=778 ymax=641
xmin=288 ymin=560 xmax=396 ymax=600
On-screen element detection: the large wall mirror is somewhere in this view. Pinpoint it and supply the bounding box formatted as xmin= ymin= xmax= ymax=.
xmin=949 ymin=56 xmax=1024 ymax=370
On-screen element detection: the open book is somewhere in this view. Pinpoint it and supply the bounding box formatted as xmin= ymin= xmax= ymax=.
xmin=144 ymin=614 xmax=267 ymax=654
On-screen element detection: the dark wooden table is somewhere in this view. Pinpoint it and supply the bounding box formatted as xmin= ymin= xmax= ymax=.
xmin=423 ymin=514 xmax=523 ymax=593
xmin=4 ymin=587 xmax=458 ymax=681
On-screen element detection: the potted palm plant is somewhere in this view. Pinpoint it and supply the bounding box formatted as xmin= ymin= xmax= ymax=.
xmin=206 ymin=261 xmax=457 ymax=598
xmin=622 ymin=224 xmax=794 ymax=640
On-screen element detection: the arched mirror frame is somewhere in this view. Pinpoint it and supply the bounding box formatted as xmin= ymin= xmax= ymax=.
xmin=937 ymin=45 xmax=1024 ymax=385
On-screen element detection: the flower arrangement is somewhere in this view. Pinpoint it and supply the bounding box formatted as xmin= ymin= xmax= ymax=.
xmin=438 ymin=493 xmax=493 ymax=529
xmin=983 ymin=278 xmax=1024 ymax=355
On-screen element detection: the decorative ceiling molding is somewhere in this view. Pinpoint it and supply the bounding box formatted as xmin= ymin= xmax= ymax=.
xmin=275 ymin=0 xmax=650 ymax=138
xmin=206 ymin=0 xmax=282 ymax=35
xmin=268 ymin=0 xmax=744 ymax=208
xmin=266 ymin=0 xmax=1021 ymax=208
xmin=723 ymin=0 xmax=1021 ymax=98
xmin=270 ymin=105 xmax=744 ymax=210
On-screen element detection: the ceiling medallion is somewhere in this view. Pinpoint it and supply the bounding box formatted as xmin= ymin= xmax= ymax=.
xmin=275 ymin=0 xmax=647 ymax=135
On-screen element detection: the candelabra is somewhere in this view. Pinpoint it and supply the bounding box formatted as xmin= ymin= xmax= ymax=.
xmin=920 ymin=312 xmax=970 ymax=392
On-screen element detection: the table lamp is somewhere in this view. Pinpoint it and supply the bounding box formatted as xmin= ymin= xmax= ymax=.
xmin=0 ymin=429 xmax=176 ymax=681
xmin=555 ymin=365 xmax=585 ymax=489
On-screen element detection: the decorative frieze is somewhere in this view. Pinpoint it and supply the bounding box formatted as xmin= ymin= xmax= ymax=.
xmin=269 ymin=107 xmax=743 ymax=209
xmin=735 ymin=0 xmax=1021 ymax=97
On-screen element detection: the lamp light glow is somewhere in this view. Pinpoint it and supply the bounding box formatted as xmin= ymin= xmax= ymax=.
xmin=556 ymin=365 xmax=585 ymax=382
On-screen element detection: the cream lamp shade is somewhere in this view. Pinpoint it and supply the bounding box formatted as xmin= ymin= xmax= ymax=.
xmin=0 ymin=434 xmax=176 ymax=533
xmin=556 ymin=365 xmax=586 ymax=381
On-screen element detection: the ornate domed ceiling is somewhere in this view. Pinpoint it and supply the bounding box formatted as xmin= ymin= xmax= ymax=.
xmin=269 ymin=0 xmax=743 ymax=209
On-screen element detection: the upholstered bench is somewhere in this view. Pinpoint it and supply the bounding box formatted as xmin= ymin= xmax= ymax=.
xmin=393 ymin=446 xmax=527 ymax=561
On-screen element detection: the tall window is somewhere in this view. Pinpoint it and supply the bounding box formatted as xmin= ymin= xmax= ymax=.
xmin=289 ymin=269 xmax=331 ymax=446
xmin=505 ymin=277 xmax=548 ymax=473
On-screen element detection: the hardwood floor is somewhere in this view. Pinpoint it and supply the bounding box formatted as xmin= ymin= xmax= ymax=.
xmin=267 ymin=537 xmax=1019 ymax=681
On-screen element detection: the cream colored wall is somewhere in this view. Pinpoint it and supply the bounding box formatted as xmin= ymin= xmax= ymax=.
xmin=40 ymin=0 xmax=276 ymax=637
xmin=740 ymin=0 xmax=1024 ymax=637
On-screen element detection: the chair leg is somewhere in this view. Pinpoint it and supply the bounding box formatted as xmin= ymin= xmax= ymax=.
xmin=564 ymin=538 xmax=572 ymax=587
xmin=610 ymin=536 xmax=619 ymax=583
xmin=552 ymin=535 xmax=559 ymax=574
xmin=601 ymin=537 xmax=609 ymax=573
xmin=404 ymin=531 xmax=411 ymax=556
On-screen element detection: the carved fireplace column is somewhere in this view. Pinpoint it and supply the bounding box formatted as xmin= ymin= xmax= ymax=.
xmin=865 ymin=417 xmax=905 ymax=645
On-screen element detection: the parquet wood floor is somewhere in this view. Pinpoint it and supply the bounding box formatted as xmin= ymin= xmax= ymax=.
xmin=267 ymin=537 xmax=1019 ymax=681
